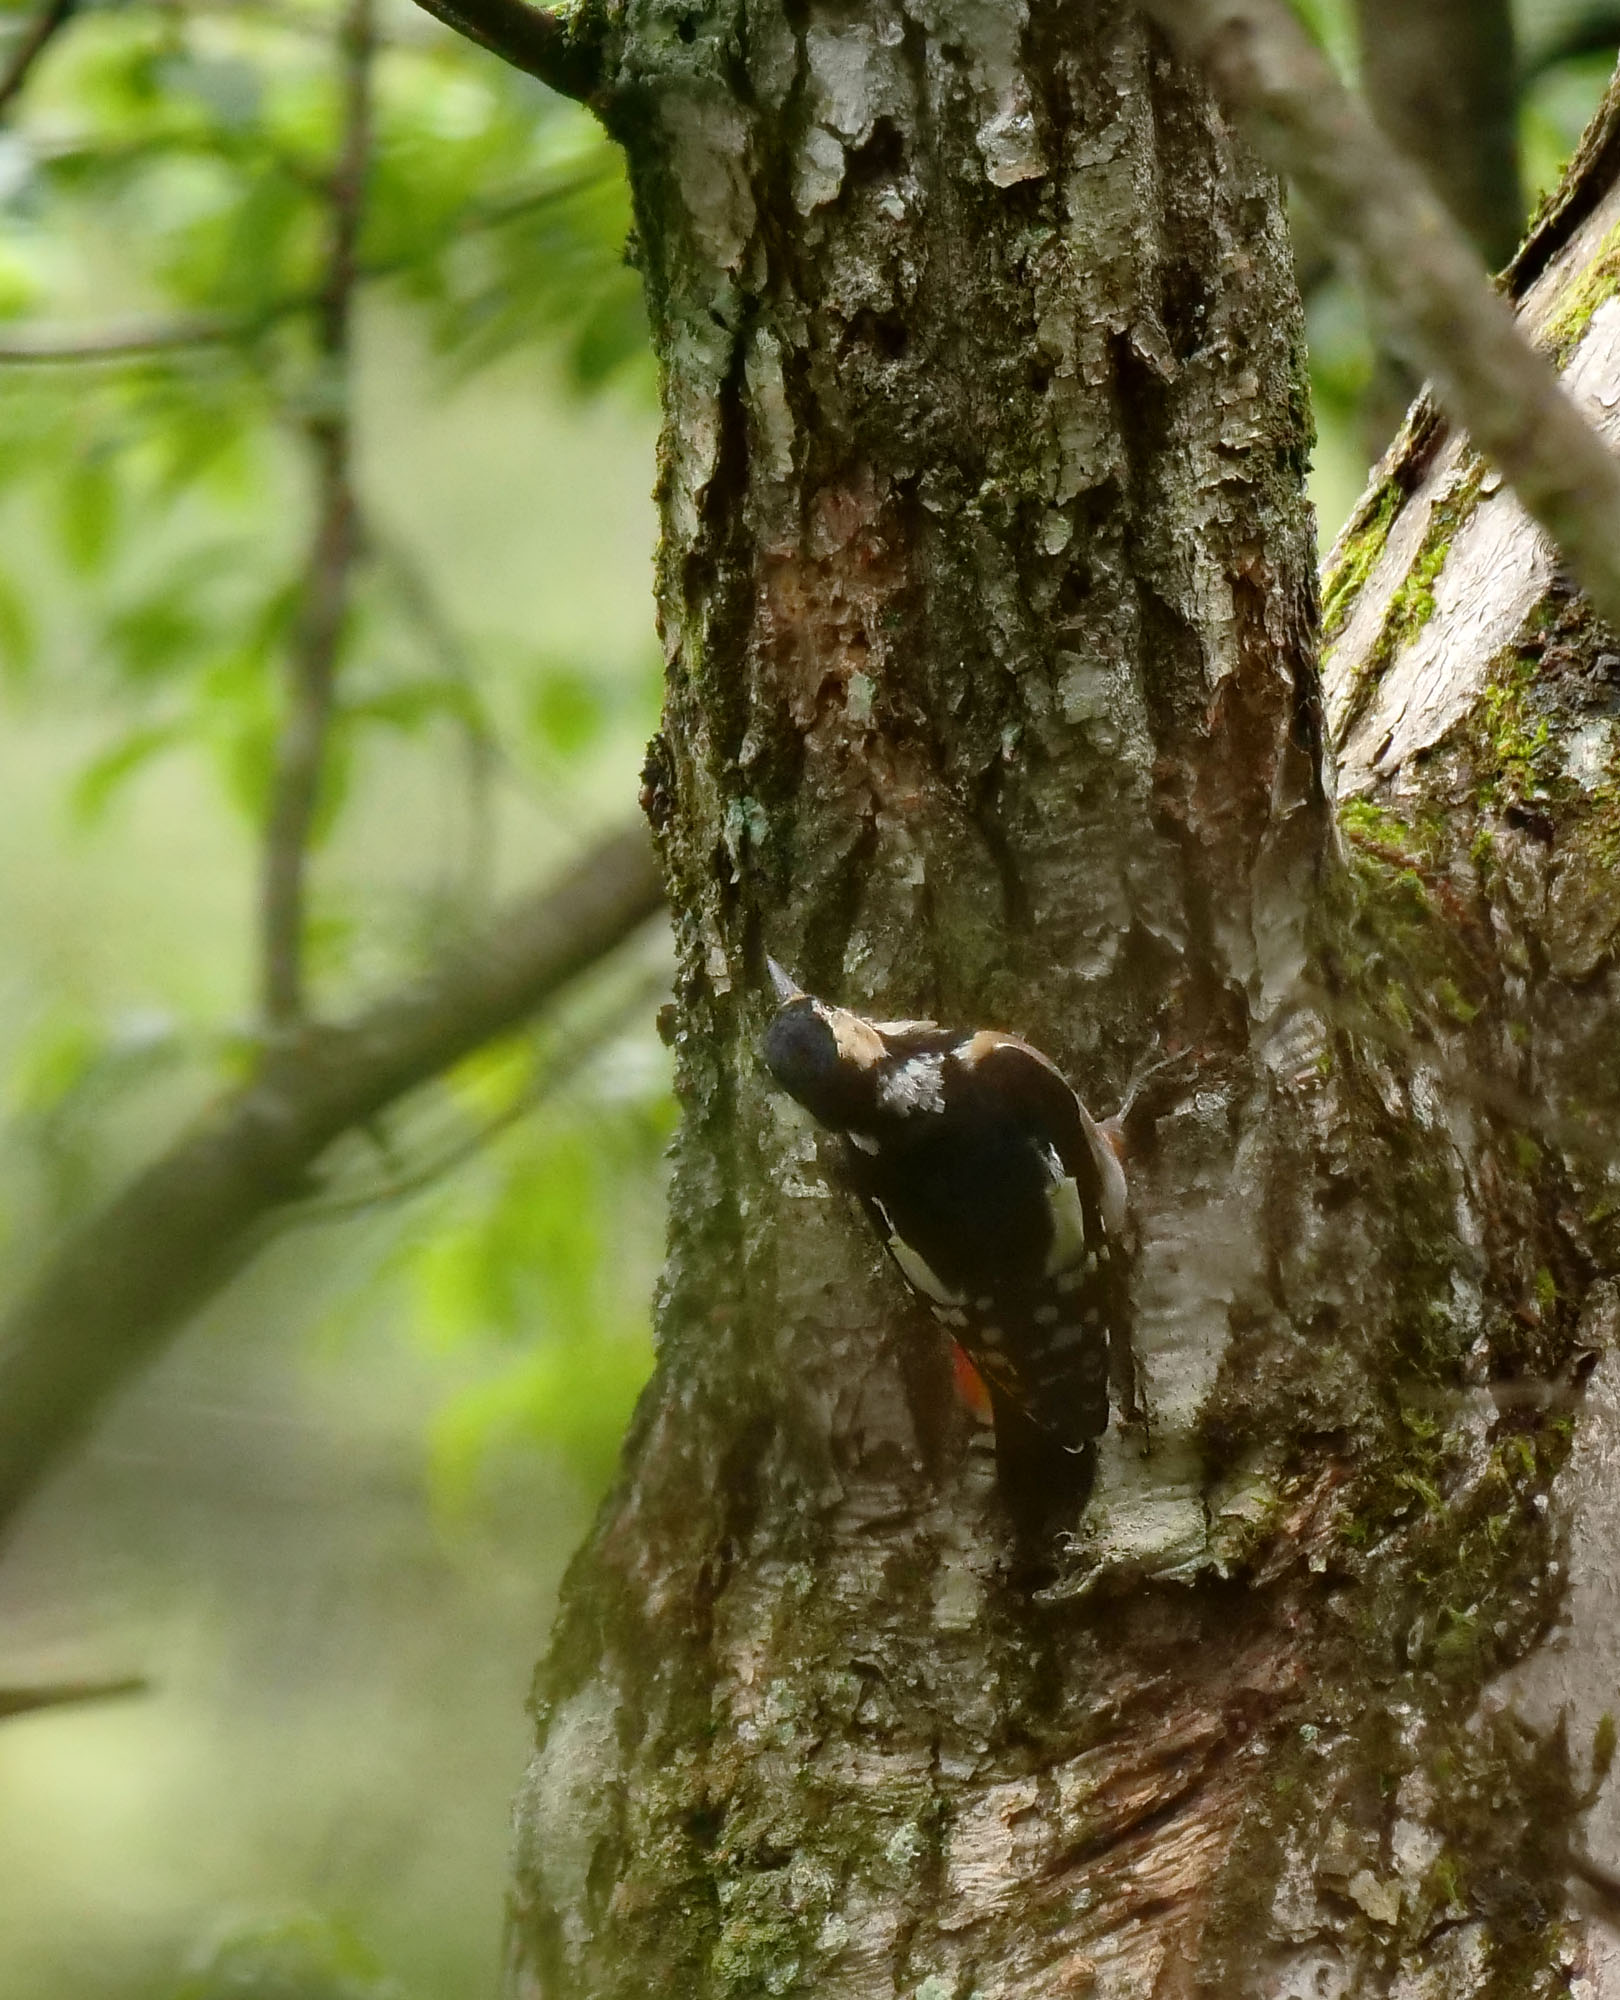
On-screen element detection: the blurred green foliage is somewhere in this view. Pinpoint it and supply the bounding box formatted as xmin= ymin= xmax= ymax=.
xmin=0 ymin=0 xmax=651 ymax=838
xmin=0 ymin=2 xmax=666 ymax=1992
xmin=174 ymin=1917 xmax=404 ymax=2000
xmin=0 ymin=0 xmax=665 ymax=1476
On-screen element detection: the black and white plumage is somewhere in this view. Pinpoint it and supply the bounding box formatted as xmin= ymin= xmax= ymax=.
xmin=760 ymin=961 xmax=1128 ymax=1543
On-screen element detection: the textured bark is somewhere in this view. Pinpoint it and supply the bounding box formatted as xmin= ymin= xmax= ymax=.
xmin=1309 ymin=60 xmax=1620 ymax=2000
xmin=508 ymin=11 xmax=1619 ymax=2000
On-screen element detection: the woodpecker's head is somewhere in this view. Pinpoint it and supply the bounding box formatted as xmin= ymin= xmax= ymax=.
xmin=761 ymin=960 xmax=884 ymax=1131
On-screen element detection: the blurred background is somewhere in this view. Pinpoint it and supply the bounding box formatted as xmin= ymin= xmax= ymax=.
xmin=0 ymin=0 xmax=1610 ymax=1994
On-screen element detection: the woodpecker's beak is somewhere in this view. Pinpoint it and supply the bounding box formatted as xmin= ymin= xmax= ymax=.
xmin=766 ymin=957 xmax=802 ymax=1005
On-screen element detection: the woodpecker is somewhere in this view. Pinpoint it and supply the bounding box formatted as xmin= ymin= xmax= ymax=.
xmin=760 ymin=961 xmax=1128 ymax=1547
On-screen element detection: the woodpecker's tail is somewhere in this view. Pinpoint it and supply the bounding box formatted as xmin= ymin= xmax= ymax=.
xmin=987 ymin=1383 xmax=1098 ymax=1572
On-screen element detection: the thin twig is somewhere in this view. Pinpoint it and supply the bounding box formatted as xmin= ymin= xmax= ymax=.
xmin=0 ymin=167 xmax=613 ymax=370
xmin=472 ymin=161 xmax=619 ymax=228
xmin=258 ymin=0 xmax=373 ymax=1029
xmin=260 ymin=964 xmax=668 ymax=1237
xmin=0 ymin=1674 xmax=148 ymax=1721
xmin=365 ymin=528 xmax=503 ymax=901
xmin=0 ymin=301 xmax=313 ymax=365
xmin=0 ymin=822 xmax=663 ymax=1545
xmin=0 ymin=0 xmax=76 ymax=121
xmin=1140 ymin=0 xmax=1620 ymax=637
xmin=0 ymin=320 xmax=257 ymax=364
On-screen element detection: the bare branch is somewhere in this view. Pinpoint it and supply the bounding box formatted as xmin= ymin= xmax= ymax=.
xmin=0 ymin=0 xmax=76 ymax=121
xmin=262 ymin=963 xmax=668 ymax=1233
xmin=0 ymin=1676 xmax=147 ymax=1721
xmin=0 ymin=318 xmax=268 ymax=364
xmin=1141 ymin=0 xmax=1620 ymax=637
xmin=0 ymin=166 xmax=612 ymax=370
xmin=0 ymin=821 xmax=664 ymax=1545
xmin=408 ymin=0 xmax=605 ymax=104
xmin=258 ymin=0 xmax=373 ymax=1029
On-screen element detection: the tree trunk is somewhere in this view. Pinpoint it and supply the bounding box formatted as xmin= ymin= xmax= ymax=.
xmin=508 ymin=9 xmax=1620 ymax=1997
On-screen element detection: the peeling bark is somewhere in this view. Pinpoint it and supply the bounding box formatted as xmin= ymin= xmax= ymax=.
xmin=508 ymin=12 xmax=1620 ymax=2000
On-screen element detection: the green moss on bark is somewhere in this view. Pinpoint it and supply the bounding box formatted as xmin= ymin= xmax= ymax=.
xmin=1543 ymin=215 xmax=1620 ymax=366
xmin=1321 ymin=479 xmax=1403 ymax=644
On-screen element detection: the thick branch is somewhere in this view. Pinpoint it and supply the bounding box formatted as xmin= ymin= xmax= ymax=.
xmin=1142 ymin=0 xmax=1620 ymax=635
xmin=407 ymin=0 xmax=604 ymax=103
xmin=1508 ymin=59 xmax=1620 ymax=296
xmin=1353 ymin=0 xmax=1522 ymax=269
xmin=0 ymin=821 xmax=662 ymax=1544
xmin=0 ymin=0 xmax=76 ymax=121
xmin=258 ymin=0 xmax=372 ymax=1028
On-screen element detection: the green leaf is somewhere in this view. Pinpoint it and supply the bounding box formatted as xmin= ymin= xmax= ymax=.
xmin=531 ymin=666 xmax=606 ymax=756
xmin=220 ymin=707 xmax=278 ymax=823
xmin=11 ymin=1014 xmax=103 ymax=1118
xmin=71 ymin=720 xmax=188 ymax=823
xmin=172 ymin=1915 xmax=404 ymax=2000
xmin=0 ymin=241 xmax=44 ymax=321
xmin=0 ymin=563 xmax=35 ymax=684
xmin=58 ymin=452 xmax=120 ymax=574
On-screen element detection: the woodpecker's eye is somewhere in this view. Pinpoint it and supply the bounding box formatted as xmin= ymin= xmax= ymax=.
xmin=762 ymin=999 xmax=840 ymax=1106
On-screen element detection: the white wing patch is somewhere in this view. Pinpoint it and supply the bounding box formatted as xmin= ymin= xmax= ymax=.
xmin=887 ymin=1234 xmax=966 ymax=1306
xmin=1043 ymin=1173 xmax=1088 ymax=1278
xmin=876 ymin=1054 xmax=946 ymax=1117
